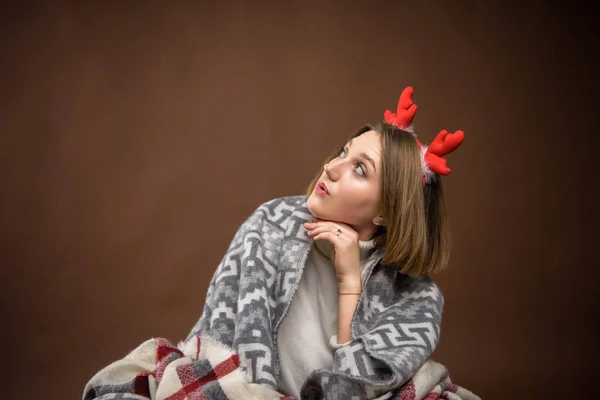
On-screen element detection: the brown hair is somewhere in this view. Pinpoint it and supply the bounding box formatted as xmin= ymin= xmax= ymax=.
xmin=305 ymin=122 xmax=451 ymax=277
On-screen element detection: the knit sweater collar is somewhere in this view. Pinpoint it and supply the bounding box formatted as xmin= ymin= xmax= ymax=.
xmin=313 ymin=237 xmax=376 ymax=263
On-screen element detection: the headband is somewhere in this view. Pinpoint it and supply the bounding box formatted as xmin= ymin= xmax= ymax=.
xmin=383 ymin=87 xmax=465 ymax=186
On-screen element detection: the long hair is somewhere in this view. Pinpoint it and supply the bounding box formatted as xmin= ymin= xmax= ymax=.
xmin=305 ymin=122 xmax=451 ymax=277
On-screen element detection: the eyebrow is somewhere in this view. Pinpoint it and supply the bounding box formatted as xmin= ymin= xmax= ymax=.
xmin=346 ymin=139 xmax=377 ymax=173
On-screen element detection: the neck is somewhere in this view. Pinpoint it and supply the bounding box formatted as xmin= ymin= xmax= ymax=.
xmin=314 ymin=235 xmax=376 ymax=262
xmin=353 ymin=223 xmax=380 ymax=241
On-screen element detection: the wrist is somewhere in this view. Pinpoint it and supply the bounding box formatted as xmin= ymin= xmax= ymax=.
xmin=338 ymin=278 xmax=362 ymax=294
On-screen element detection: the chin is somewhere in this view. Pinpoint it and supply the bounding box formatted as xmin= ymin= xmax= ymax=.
xmin=306 ymin=193 xmax=319 ymax=216
xmin=306 ymin=196 xmax=338 ymax=222
xmin=306 ymin=194 xmax=327 ymax=219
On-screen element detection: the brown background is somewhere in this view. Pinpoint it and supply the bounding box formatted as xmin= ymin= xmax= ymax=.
xmin=0 ymin=2 xmax=597 ymax=399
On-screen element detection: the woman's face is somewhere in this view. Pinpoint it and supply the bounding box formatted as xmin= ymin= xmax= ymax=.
xmin=307 ymin=130 xmax=382 ymax=231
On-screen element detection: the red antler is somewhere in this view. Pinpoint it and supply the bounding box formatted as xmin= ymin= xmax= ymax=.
xmin=383 ymin=86 xmax=417 ymax=129
xmin=423 ymin=129 xmax=465 ymax=175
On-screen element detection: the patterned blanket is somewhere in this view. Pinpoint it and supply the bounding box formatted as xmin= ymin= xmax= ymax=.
xmin=82 ymin=335 xmax=481 ymax=400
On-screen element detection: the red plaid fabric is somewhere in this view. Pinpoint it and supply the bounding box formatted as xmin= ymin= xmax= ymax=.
xmin=83 ymin=335 xmax=477 ymax=400
xmin=83 ymin=335 xmax=294 ymax=400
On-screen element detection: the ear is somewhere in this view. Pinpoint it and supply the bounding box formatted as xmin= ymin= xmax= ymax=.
xmin=373 ymin=216 xmax=386 ymax=226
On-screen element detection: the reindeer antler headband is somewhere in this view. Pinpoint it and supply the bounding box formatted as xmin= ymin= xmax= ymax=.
xmin=383 ymin=87 xmax=465 ymax=186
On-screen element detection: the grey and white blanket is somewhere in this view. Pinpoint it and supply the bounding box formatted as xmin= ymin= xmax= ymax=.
xmin=83 ymin=195 xmax=481 ymax=399
xmin=82 ymin=334 xmax=481 ymax=400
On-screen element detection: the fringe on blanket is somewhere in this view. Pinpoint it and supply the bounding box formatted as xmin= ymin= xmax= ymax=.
xmin=82 ymin=335 xmax=480 ymax=400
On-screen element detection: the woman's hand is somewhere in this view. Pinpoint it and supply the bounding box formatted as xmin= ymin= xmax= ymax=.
xmin=303 ymin=217 xmax=362 ymax=292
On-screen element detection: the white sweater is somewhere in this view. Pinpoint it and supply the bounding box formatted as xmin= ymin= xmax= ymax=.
xmin=277 ymin=237 xmax=376 ymax=399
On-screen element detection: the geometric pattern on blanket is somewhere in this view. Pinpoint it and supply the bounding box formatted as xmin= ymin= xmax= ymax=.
xmin=189 ymin=198 xmax=442 ymax=387
xmin=82 ymin=335 xmax=481 ymax=400
xmin=83 ymin=335 xmax=293 ymax=400
xmin=185 ymin=196 xmax=479 ymax=398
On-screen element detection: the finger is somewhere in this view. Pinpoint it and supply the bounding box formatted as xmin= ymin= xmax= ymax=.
xmin=311 ymin=222 xmax=347 ymax=236
xmin=311 ymin=221 xmax=358 ymax=241
xmin=312 ymin=231 xmax=341 ymax=246
xmin=311 ymin=218 xmax=345 ymax=228
xmin=306 ymin=220 xmax=335 ymax=229
xmin=305 ymin=220 xmax=325 ymax=227
xmin=307 ymin=225 xmax=344 ymax=237
xmin=304 ymin=221 xmax=330 ymax=230
xmin=307 ymin=225 xmax=337 ymax=236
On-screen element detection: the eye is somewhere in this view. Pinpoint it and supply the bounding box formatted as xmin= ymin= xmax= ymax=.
xmin=355 ymin=164 xmax=366 ymax=177
xmin=339 ymin=147 xmax=366 ymax=177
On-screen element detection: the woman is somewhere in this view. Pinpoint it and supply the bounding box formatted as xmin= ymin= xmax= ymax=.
xmin=186 ymin=87 xmax=466 ymax=399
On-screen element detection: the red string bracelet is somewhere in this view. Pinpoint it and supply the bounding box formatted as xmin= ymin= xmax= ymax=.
xmin=339 ymin=292 xmax=361 ymax=296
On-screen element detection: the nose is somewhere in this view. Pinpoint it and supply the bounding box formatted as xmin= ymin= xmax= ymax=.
xmin=323 ymin=158 xmax=342 ymax=181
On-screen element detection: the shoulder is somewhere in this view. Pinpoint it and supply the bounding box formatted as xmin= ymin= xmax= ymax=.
xmin=360 ymin=271 xmax=445 ymax=339
xmin=393 ymin=274 xmax=445 ymax=318
xmin=236 ymin=195 xmax=309 ymax=232
xmin=397 ymin=274 xmax=444 ymax=299
xmin=252 ymin=195 xmax=309 ymax=221
xmin=258 ymin=195 xmax=307 ymax=211
xmin=368 ymin=267 xmax=445 ymax=312
xmin=370 ymin=265 xmax=445 ymax=302
xmin=239 ymin=195 xmax=305 ymax=218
